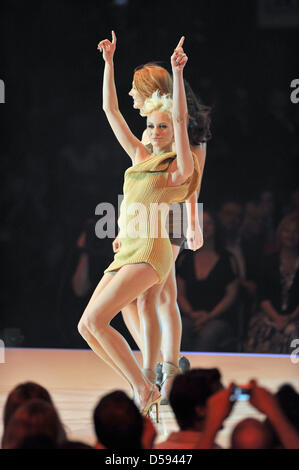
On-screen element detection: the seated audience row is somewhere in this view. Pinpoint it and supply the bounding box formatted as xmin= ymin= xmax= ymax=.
xmin=176 ymin=208 xmax=299 ymax=354
xmin=2 ymin=372 xmax=299 ymax=449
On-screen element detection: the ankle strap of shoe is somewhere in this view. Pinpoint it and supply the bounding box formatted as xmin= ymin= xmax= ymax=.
xmin=143 ymin=368 xmax=157 ymax=384
xmin=162 ymin=361 xmax=180 ymax=377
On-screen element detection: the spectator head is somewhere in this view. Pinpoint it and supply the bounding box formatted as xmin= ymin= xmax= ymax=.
xmin=169 ymin=368 xmax=223 ymax=431
xmin=3 ymin=381 xmax=53 ymax=430
xmin=2 ymin=398 xmax=67 ymax=449
xmin=265 ymin=383 xmax=299 ymax=448
xmin=242 ymin=201 xmax=265 ymax=237
xmin=276 ymin=212 xmax=299 ymax=251
xmin=218 ymin=200 xmax=243 ymax=237
xmin=93 ymin=391 xmax=143 ymax=449
xmin=231 ymin=418 xmax=272 ymax=449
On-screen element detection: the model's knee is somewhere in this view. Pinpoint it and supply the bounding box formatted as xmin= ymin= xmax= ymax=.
xmin=78 ymin=313 xmax=104 ymax=338
xmin=137 ymin=291 xmax=157 ymax=314
xmin=159 ymin=282 xmax=176 ymax=307
xmin=77 ymin=319 xmax=89 ymax=338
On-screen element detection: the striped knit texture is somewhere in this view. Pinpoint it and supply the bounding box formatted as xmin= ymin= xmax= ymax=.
xmin=104 ymin=151 xmax=201 ymax=283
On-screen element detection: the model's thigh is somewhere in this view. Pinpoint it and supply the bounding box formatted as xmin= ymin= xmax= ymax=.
xmin=85 ymin=272 xmax=117 ymax=309
xmin=159 ymin=244 xmax=181 ymax=304
xmin=86 ymin=263 xmax=159 ymax=326
xmin=137 ymin=281 xmax=162 ymax=314
xmin=78 ymin=272 xmax=116 ymax=327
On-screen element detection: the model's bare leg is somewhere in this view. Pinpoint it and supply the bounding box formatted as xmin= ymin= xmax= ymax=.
xmin=121 ymin=245 xmax=182 ymax=374
xmin=121 ymin=300 xmax=143 ymax=353
xmin=158 ymin=244 xmax=182 ymax=365
xmin=78 ymin=263 xmax=160 ymax=409
xmin=156 ymin=245 xmax=183 ymax=403
xmin=137 ymin=282 xmax=163 ymax=372
xmin=77 ymin=272 xmax=132 ymax=385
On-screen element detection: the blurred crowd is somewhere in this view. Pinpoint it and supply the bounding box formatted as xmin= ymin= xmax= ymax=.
xmin=1 ymin=369 xmax=299 ymax=449
xmin=177 ymin=189 xmax=299 ymax=354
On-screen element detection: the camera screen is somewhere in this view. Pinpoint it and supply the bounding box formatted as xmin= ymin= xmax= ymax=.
xmin=230 ymin=387 xmax=251 ymax=402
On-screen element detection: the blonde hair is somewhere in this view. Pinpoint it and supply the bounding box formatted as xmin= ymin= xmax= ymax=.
xmin=140 ymin=90 xmax=173 ymax=119
xmin=133 ymin=63 xmax=172 ymax=98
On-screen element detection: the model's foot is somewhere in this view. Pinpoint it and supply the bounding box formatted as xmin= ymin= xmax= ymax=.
xmin=135 ymin=383 xmax=161 ymax=412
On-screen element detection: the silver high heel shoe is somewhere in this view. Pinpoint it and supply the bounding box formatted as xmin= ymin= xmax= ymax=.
xmin=156 ymin=356 xmax=190 ymax=388
xmin=160 ymin=361 xmax=181 ymax=405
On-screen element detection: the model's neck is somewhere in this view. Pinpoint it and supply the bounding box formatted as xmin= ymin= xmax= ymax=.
xmin=152 ymin=144 xmax=173 ymax=156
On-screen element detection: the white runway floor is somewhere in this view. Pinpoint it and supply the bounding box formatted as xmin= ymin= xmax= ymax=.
xmin=0 ymin=348 xmax=298 ymax=449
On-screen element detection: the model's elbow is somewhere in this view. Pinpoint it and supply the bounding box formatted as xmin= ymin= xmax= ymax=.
xmin=102 ymin=105 xmax=118 ymax=115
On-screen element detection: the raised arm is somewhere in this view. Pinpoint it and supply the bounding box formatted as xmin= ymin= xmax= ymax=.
xmin=98 ymin=31 xmax=145 ymax=163
xmin=168 ymin=37 xmax=194 ymax=186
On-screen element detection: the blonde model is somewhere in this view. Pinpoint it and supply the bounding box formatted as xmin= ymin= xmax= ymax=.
xmin=78 ymin=32 xmax=201 ymax=419
xmin=113 ymin=59 xmax=211 ymax=403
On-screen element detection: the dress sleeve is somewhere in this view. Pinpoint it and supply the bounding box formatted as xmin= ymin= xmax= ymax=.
xmin=168 ymin=152 xmax=202 ymax=204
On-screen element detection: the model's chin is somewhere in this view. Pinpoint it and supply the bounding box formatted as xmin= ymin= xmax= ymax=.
xmin=151 ymin=141 xmax=172 ymax=152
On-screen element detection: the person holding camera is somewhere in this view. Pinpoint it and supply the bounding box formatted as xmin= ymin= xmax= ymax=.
xmin=194 ymin=379 xmax=299 ymax=449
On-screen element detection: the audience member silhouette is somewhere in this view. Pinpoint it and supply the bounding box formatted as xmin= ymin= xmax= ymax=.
xmin=230 ymin=418 xmax=272 ymax=449
xmin=246 ymin=212 xmax=299 ymax=353
xmin=176 ymin=211 xmax=238 ymax=351
xmin=3 ymin=381 xmax=54 ymax=431
xmin=2 ymin=399 xmax=67 ymax=449
xmin=93 ymin=391 xmax=144 ymax=449
xmin=264 ymin=383 xmax=299 ymax=448
xmin=155 ymin=368 xmax=223 ymax=449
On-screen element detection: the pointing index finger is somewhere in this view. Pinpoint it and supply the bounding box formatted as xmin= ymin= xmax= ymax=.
xmin=112 ymin=30 xmax=116 ymax=44
xmin=175 ymin=36 xmax=185 ymax=50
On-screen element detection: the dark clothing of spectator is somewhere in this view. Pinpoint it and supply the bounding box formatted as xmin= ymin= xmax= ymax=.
xmin=258 ymin=253 xmax=299 ymax=316
xmin=177 ymin=250 xmax=237 ymax=352
xmin=246 ymin=253 xmax=299 ymax=353
xmin=176 ymin=250 xmax=236 ymax=314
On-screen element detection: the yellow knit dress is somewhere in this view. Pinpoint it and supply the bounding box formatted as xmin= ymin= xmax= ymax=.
xmin=104 ymin=151 xmax=201 ymax=284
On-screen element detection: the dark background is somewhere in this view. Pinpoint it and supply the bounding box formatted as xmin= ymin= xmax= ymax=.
xmin=1 ymin=0 xmax=298 ymax=348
